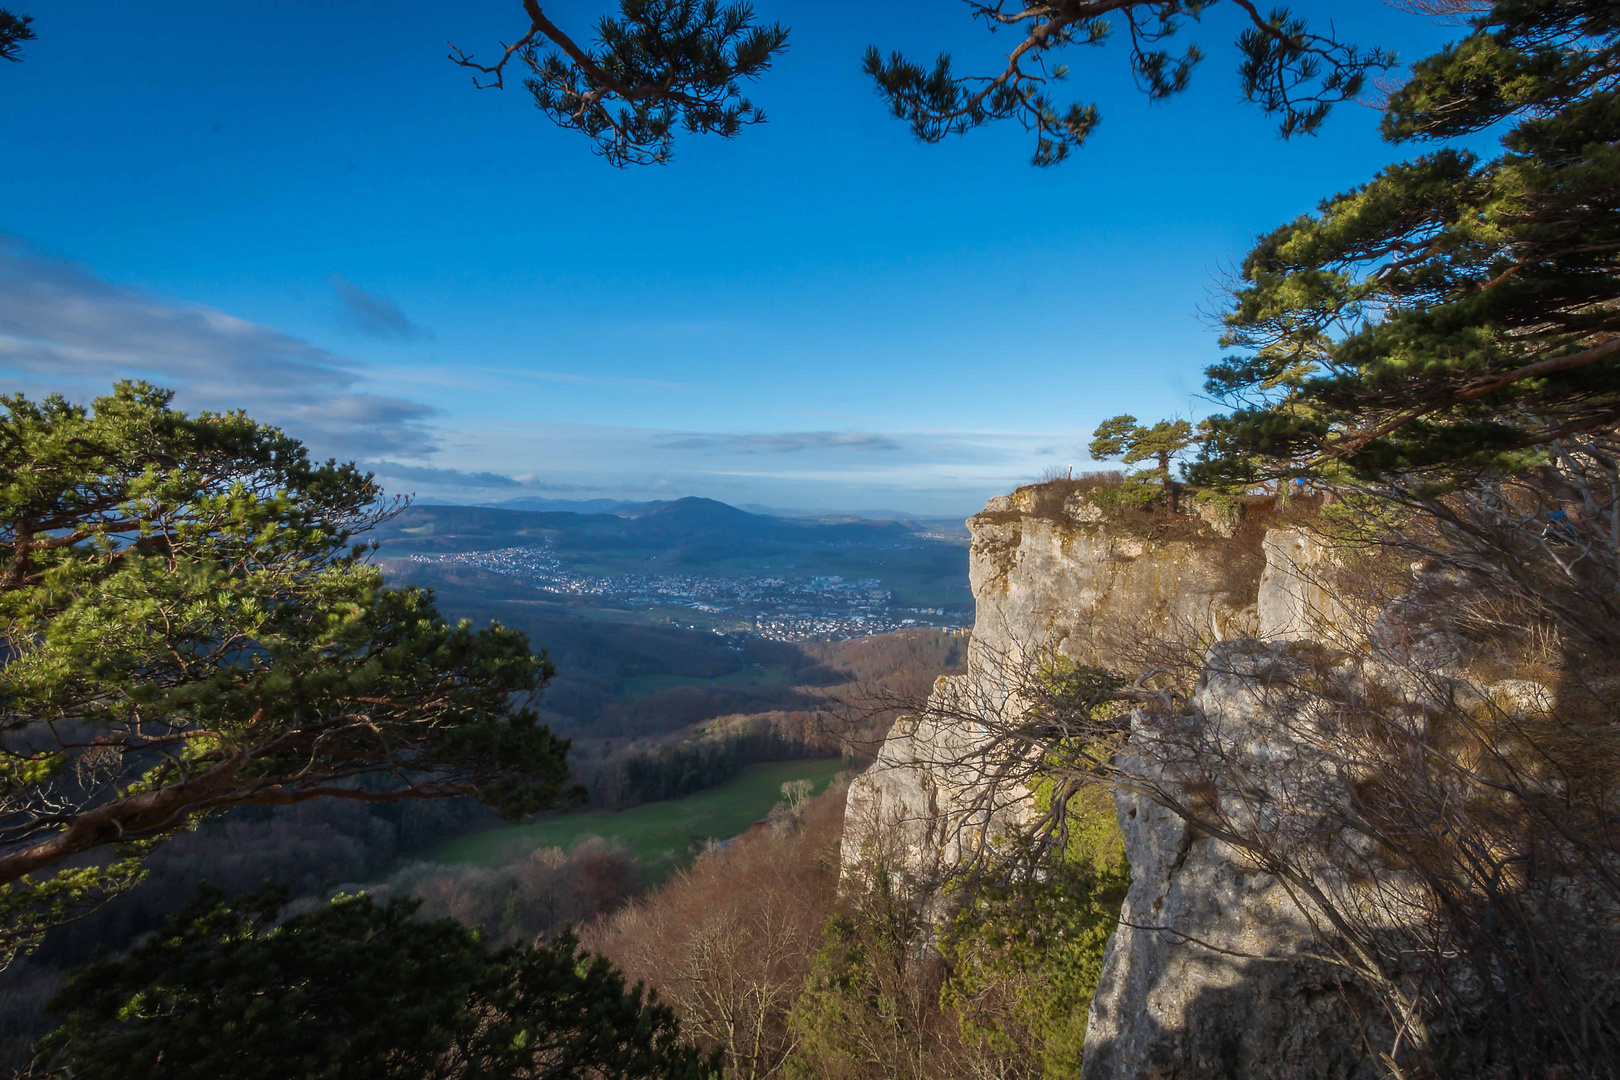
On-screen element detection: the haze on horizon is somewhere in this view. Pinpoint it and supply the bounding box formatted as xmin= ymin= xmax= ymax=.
xmin=0 ymin=2 xmax=1464 ymax=518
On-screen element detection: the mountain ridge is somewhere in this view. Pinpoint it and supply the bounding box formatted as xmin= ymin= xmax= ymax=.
xmin=372 ymin=496 xmax=938 ymax=564
xmin=415 ymin=495 xmax=968 ymax=528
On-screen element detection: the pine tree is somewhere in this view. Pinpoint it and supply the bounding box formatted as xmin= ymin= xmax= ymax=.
xmin=1087 ymin=414 xmax=1200 ymax=508
xmin=0 ymin=8 xmax=33 ymax=63
xmin=865 ymin=0 xmax=1393 ymax=166
xmin=0 ymin=383 xmax=579 ymax=964
xmin=450 ymin=0 xmax=790 ymax=166
xmin=461 ymin=2 xmax=1394 ymax=167
xmin=1088 ymin=415 xmax=1198 ymax=479
xmin=1194 ymin=0 xmax=1620 ymax=489
xmin=29 ymin=887 xmax=718 ymax=1080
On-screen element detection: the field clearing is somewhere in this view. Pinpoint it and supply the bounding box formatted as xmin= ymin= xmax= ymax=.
xmin=621 ymin=663 xmax=793 ymax=697
xmin=420 ymin=759 xmax=847 ymax=873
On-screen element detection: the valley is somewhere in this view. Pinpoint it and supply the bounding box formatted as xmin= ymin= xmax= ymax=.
xmin=8 ymin=2 xmax=1602 ymax=1075
xmin=374 ymin=497 xmax=973 ymax=640
xmin=408 ymin=541 xmax=965 ymax=640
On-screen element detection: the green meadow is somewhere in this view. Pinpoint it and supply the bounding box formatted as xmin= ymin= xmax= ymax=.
xmin=420 ymin=759 xmax=847 ymax=874
xmin=619 ymin=662 xmax=794 ymax=698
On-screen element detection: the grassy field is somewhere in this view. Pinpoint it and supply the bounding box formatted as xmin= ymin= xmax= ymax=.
xmin=621 ymin=663 xmax=793 ymax=698
xmin=419 ymin=759 xmax=847 ymax=874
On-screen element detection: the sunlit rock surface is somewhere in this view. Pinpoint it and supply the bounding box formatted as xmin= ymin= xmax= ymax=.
xmin=1256 ymin=526 xmax=1346 ymax=641
xmin=841 ymin=486 xmax=1541 ymax=1077
xmin=841 ymin=484 xmax=1256 ymax=899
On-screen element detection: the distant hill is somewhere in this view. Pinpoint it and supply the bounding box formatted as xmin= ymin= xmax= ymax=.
xmin=374 ymin=497 xmax=974 ymax=640
xmin=372 ymin=496 xmax=926 ymax=564
xmin=737 ymin=503 xmax=954 ymax=525
xmin=481 ymin=497 xmax=651 ymax=514
xmin=418 ymin=495 xmax=972 ymax=530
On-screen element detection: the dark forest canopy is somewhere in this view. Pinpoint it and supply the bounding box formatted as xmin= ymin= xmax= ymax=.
xmin=31 ymin=886 xmax=716 ymax=1080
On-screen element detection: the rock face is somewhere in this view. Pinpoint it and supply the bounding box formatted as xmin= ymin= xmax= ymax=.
xmin=969 ymin=485 xmax=1261 ymax=673
xmin=1082 ymin=640 xmax=1390 ymax=1080
xmin=1256 ymin=527 xmax=1349 ymax=641
xmin=840 ymin=483 xmax=1261 ymax=897
xmin=837 ymin=682 xmax=1015 ymax=903
xmin=840 ymin=484 xmax=1429 ymax=1077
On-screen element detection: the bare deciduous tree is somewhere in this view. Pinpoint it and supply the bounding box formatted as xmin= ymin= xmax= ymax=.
xmin=585 ymin=787 xmax=846 ymax=1079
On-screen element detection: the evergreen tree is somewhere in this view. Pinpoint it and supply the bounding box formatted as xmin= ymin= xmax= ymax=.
xmin=0 ymin=8 xmax=33 ymax=63
xmin=450 ymin=0 xmax=790 ymax=166
xmin=865 ymin=0 xmax=1394 ymax=166
xmin=1088 ymin=415 xmax=1198 ymax=479
xmin=1087 ymin=414 xmax=1201 ymax=507
xmin=462 ymin=2 xmax=1393 ymax=167
xmin=28 ymin=886 xmax=718 ymax=1080
xmin=1195 ymin=0 xmax=1620 ymax=489
xmin=0 ymin=383 xmax=579 ymax=963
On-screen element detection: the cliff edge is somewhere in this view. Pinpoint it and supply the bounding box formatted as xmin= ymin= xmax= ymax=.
xmin=840 ymin=482 xmax=1434 ymax=1077
xmin=840 ymin=481 xmax=1263 ymax=899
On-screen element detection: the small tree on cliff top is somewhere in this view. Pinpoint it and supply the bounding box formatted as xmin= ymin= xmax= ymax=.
xmin=0 ymin=382 xmax=579 ymax=965
xmin=1087 ymin=414 xmax=1201 ymax=508
xmin=1088 ymin=415 xmax=1198 ymax=479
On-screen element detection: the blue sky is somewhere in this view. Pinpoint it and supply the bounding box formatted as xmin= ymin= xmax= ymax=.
xmin=2 ymin=1 xmax=1470 ymax=516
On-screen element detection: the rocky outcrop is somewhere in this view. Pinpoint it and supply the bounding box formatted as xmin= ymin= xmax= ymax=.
xmin=837 ymin=681 xmax=1017 ymax=904
xmin=841 ymin=483 xmax=1262 ymax=897
xmin=1256 ymin=527 xmax=1350 ymax=641
xmin=969 ymin=484 xmax=1260 ymax=673
xmin=1082 ymin=640 xmax=1392 ymax=1080
xmin=839 ymin=483 xmax=1479 ymax=1077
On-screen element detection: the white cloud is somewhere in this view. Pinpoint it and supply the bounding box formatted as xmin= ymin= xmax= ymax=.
xmin=0 ymin=238 xmax=1089 ymax=516
xmin=363 ymin=461 xmax=597 ymax=492
xmin=0 ymin=237 xmax=438 ymax=457
xmin=407 ymin=419 xmax=1086 ymax=516
xmin=655 ymin=430 xmax=902 ymax=454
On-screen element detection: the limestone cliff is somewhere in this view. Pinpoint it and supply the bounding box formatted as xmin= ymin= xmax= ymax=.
xmin=1256 ymin=526 xmax=1352 ymax=641
xmin=839 ymin=484 xmax=1398 ymax=1077
xmin=1082 ymin=638 xmax=1394 ymax=1080
xmin=967 ymin=484 xmax=1261 ymax=670
xmin=840 ymin=482 xmax=1262 ymax=897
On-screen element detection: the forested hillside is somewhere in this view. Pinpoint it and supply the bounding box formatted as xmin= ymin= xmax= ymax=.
xmin=0 ymin=614 xmax=962 ymax=1070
